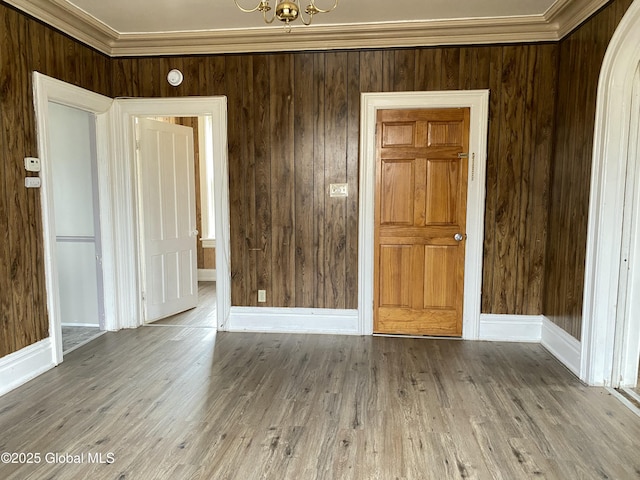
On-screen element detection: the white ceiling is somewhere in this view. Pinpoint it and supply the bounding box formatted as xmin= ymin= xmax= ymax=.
xmin=67 ymin=0 xmax=559 ymax=33
xmin=5 ymin=0 xmax=609 ymax=56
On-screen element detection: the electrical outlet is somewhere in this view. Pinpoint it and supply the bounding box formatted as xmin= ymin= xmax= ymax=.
xmin=258 ymin=290 xmax=266 ymax=303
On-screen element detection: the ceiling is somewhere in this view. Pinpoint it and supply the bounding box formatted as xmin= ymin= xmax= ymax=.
xmin=5 ymin=0 xmax=609 ymax=56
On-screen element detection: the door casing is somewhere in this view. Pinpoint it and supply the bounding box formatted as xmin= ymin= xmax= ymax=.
xmin=35 ymin=73 xmax=230 ymax=363
xmin=358 ymin=90 xmax=489 ymax=338
xmin=112 ymin=98 xmax=230 ymax=331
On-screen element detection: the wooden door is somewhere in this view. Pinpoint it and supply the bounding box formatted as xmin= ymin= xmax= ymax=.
xmin=138 ymin=118 xmax=198 ymax=322
xmin=374 ymin=108 xmax=470 ymax=336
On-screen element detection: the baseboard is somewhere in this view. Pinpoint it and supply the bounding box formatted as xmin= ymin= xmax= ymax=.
xmin=198 ymin=269 xmax=216 ymax=282
xmin=478 ymin=314 xmax=542 ymax=342
xmin=541 ymin=316 xmax=581 ymax=377
xmin=61 ymin=323 xmax=100 ymax=327
xmin=0 ymin=339 xmax=55 ymax=397
xmin=227 ymin=307 xmax=360 ymax=335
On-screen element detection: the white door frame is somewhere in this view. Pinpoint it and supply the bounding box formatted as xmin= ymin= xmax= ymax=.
xmin=33 ymin=72 xmax=114 ymax=364
xmin=112 ymin=97 xmax=230 ymax=331
xmin=358 ymin=90 xmax=490 ymax=337
xmin=582 ymin=0 xmax=640 ymax=387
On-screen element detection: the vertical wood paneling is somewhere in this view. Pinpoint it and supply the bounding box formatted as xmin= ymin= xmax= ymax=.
xmin=345 ymin=51 xmax=360 ymax=309
xmin=441 ymin=48 xmax=461 ymax=89
xmin=109 ymin=44 xmax=559 ymax=314
xmin=270 ymin=54 xmax=295 ymax=306
xmin=5 ymin=0 xmax=632 ymax=360
xmin=0 ymin=9 xmax=17 ymax=357
xmin=359 ymin=51 xmax=383 ymax=92
xmin=0 ymin=3 xmax=111 ymax=358
xmin=241 ymin=56 xmax=257 ymax=305
xmin=544 ymin=0 xmax=634 ymax=339
xmin=294 ymin=53 xmax=316 ymax=308
xmin=323 ymin=52 xmax=348 ymax=309
xmin=253 ymin=55 xmax=273 ymax=306
xmin=494 ymin=46 xmax=528 ymax=314
xmin=522 ymin=45 xmax=556 ymax=314
xmin=312 ymin=53 xmax=326 ymax=307
xmin=226 ymin=55 xmax=248 ymax=306
xmin=481 ymin=46 xmax=503 ymax=314
xmin=392 ymin=50 xmax=415 ymax=91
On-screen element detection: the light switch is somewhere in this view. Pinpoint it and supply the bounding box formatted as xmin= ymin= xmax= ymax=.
xmin=330 ymin=183 xmax=348 ymax=197
xmin=24 ymin=157 xmax=41 ymax=172
xmin=25 ymin=177 xmax=41 ymax=188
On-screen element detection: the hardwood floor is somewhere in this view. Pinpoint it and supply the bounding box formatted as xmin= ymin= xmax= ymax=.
xmin=61 ymin=326 xmax=103 ymax=353
xmin=1 ymin=329 xmax=639 ymax=479
xmin=149 ymin=282 xmax=216 ymax=328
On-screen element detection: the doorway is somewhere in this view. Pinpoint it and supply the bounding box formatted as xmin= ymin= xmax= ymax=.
xmin=358 ymin=90 xmax=489 ymax=338
xmin=581 ymin=0 xmax=640 ymax=387
xmin=34 ymin=74 xmax=230 ymax=365
xmin=111 ymin=97 xmax=230 ymax=332
xmin=47 ymin=102 xmax=106 ymax=353
xmin=374 ymin=107 xmax=471 ymax=336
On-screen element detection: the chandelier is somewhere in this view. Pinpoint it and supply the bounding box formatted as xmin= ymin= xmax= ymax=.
xmin=234 ymin=0 xmax=339 ymax=31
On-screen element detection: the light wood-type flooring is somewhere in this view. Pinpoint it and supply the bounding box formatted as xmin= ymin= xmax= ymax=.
xmin=1 ymin=327 xmax=640 ymax=479
xmin=61 ymin=326 xmax=103 ymax=353
xmin=149 ymin=281 xmax=216 ymax=328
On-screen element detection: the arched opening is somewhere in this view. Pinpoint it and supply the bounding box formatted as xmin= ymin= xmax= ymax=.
xmin=581 ymin=0 xmax=640 ymax=387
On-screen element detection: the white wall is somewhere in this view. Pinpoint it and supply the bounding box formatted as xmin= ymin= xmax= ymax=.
xmin=48 ymin=102 xmax=102 ymax=327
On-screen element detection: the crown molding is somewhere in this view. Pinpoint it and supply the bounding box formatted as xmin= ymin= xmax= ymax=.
xmin=3 ymin=0 xmax=610 ymax=56
xmin=545 ymin=0 xmax=610 ymax=37
xmin=3 ymin=0 xmax=116 ymax=55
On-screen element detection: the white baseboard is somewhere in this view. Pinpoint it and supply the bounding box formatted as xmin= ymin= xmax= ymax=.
xmin=0 ymin=339 xmax=55 ymax=397
xmin=478 ymin=314 xmax=542 ymax=342
xmin=61 ymin=323 xmax=100 ymax=327
xmin=198 ymin=269 xmax=216 ymax=282
xmin=541 ymin=316 xmax=581 ymax=377
xmin=227 ymin=307 xmax=360 ymax=335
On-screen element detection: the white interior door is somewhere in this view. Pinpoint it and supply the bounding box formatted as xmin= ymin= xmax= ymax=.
xmin=137 ymin=118 xmax=198 ymax=322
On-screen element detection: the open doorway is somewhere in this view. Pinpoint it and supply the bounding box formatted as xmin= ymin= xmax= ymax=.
xmin=34 ymin=73 xmax=230 ymax=366
xmin=48 ymin=102 xmax=106 ymax=353
xmin=581 ymin=0 xmax=640 ymax=388
xmin=138 ymin=115 xmax=217 ymax=328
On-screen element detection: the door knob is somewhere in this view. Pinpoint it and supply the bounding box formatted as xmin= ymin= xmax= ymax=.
xmin=454 ymin=233 xmax=465 ymax=242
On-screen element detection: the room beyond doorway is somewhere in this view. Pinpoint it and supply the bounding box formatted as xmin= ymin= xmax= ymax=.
xmin=146 ymin=282 xmax=217 ymax=328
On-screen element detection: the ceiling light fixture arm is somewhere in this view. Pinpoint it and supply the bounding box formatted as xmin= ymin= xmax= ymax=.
xmin=234 ymin=0 xmax=277 ymax=23
xmin=233 ymin=0 xmax=339 ymax=29
xmin=299 ymin=0 xmax=339 ymax=25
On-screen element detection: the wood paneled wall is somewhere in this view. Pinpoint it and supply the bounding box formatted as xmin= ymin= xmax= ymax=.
xmin=4 ymin=0 xmax=626 ymax=359
xmin=0 ymin=3 xmax=111 ymax=358
xmin=544 ymin=0 xmax=634 ymax=339
xmin=112 ymin=45 xmax=558 ymax=311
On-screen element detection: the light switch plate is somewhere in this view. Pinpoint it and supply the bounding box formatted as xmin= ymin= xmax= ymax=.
xmin=25 ymin=177 xmax=41 ymax=188
xmin=330 ymin=183 xmax=348 ymax=197
xmin=258 ymin=290 xmax=266 ymax=303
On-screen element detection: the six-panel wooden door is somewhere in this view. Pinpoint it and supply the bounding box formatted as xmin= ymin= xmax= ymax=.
xmin=374 ymin=108 xmax=470 ymax=336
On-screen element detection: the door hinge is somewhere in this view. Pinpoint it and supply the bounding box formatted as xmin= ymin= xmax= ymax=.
xmin=136 ymin=140 xmax=140 ymax=151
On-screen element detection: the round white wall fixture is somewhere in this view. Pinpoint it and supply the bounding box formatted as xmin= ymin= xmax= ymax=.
xmin=167 ymin=69 xmax=184 ymax=87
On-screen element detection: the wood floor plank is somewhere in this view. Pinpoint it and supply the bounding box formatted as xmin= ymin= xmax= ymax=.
xmin=1 ymin=328 xmax=640 ymax=479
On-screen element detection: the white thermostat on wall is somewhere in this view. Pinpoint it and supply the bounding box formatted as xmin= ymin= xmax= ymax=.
xmin=24 ymin=157 xmax=41 ymax=172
